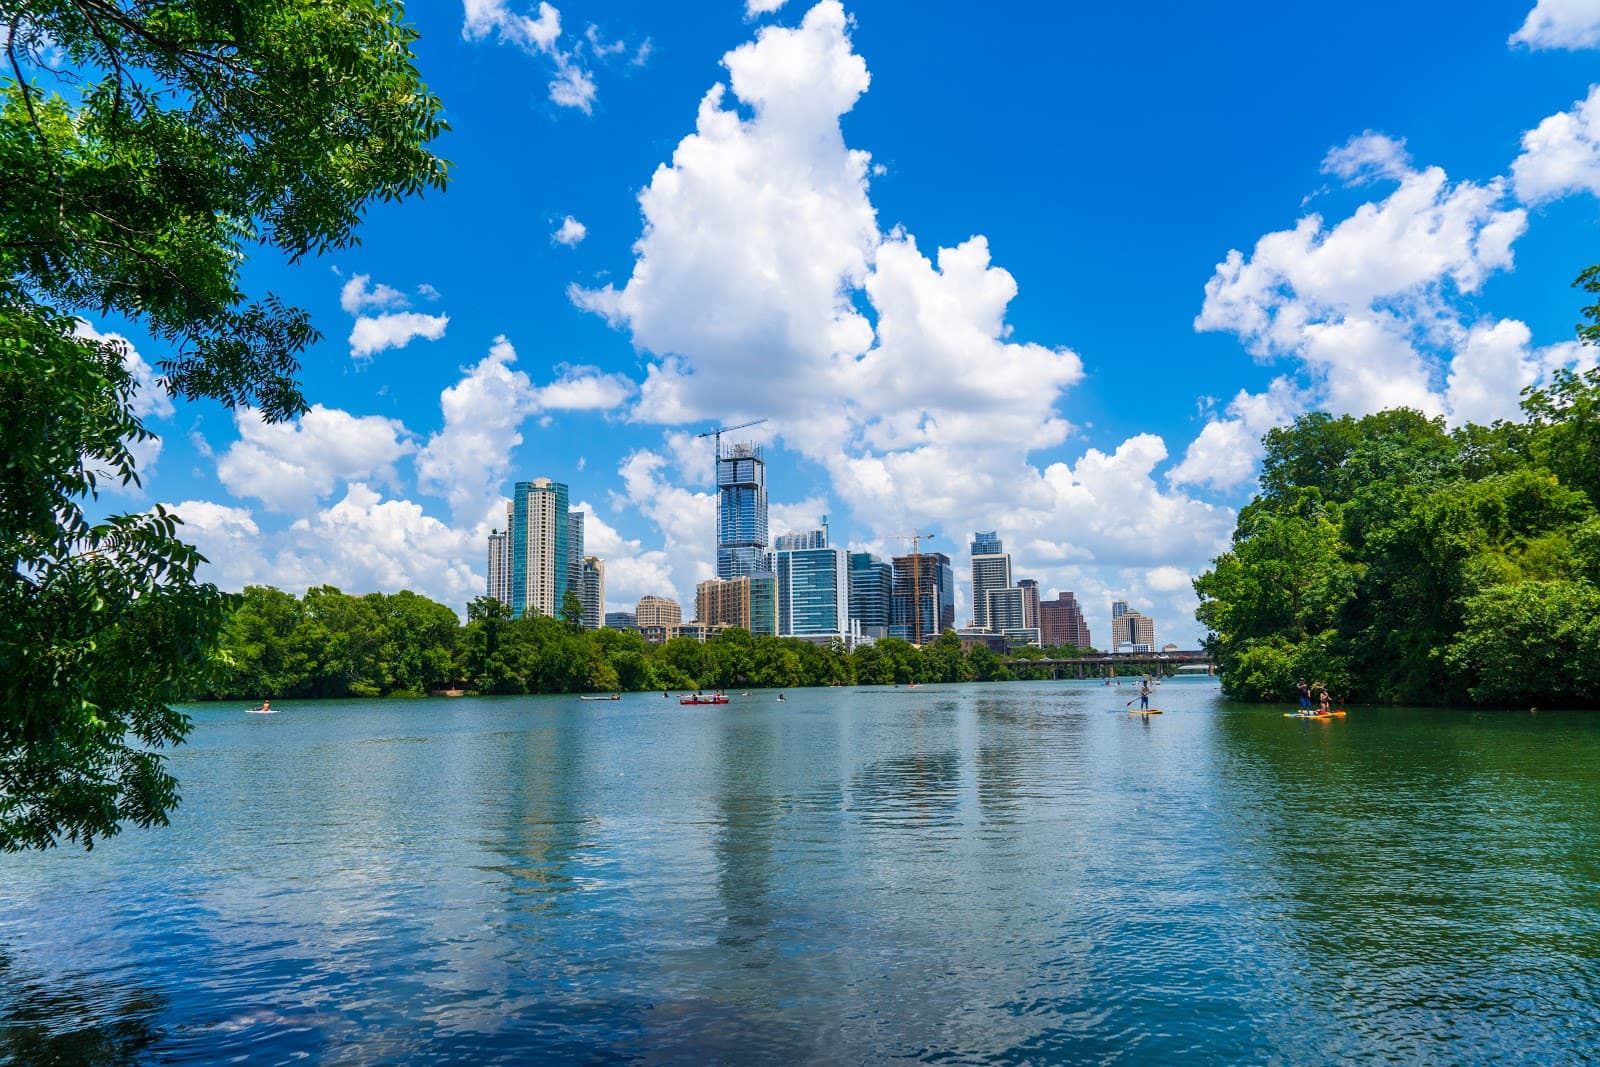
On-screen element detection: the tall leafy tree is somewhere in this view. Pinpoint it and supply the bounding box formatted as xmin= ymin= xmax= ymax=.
xmin=1 ymin=1 xmax=447 ymax=850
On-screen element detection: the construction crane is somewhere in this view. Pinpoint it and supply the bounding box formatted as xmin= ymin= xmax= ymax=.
xmin=696 ymin=417 xmax=769 ymax=469
xmin=885 ymin=531 xmax=938 ymax=645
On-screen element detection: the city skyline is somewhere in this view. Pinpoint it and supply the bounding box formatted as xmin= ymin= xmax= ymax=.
xmin=491 ymin=468 xmax=1146 ymax=646
xmin=87 ymin=1 xmax=1600 ymax=648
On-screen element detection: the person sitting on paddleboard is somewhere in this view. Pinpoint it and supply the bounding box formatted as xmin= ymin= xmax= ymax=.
xmin=1318 ymin=686 xmax=1332 ymax=715
xmin=1139 ymin=680 xmax=1150 ymax=710
xmin=1297 ymin=678 xmax=1311 ymax=712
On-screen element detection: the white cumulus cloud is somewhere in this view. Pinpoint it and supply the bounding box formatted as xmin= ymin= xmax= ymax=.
xmin=573 ymin=0 xmax=1225 ymax=642
xmin=1510 ymin=0 xmax=1600 ymax=49
xmin=1512 ymin=84 xmax=1600 ymax=203
xmin=217 ymin=404 xmax=415 ymax=514
xmin=460 ymin=1 xmax=611 ymax=114
xmin=349 ymin=311 xmax=450 ymax=361
xmin=340 ymin=273 xmax=410 ymax=315
xmin=552 ymin=215 xmax=588 ymax=246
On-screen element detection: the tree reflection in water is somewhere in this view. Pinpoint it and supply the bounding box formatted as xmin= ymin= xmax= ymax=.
xmin=0 ymin=950 xmax=166 ymax=1065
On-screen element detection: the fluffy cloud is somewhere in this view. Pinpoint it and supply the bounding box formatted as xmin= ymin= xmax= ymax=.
xmin=1509 ymin=0 xmax=1600 ymax=49
xmin=340 ymin=274 xmax=409 ymax=314
xmin=415 ymin=339 xmax=634 ymax=524
xmin=463 ymin=0 xmax=560 ymax=51
xmin=336 ymin=272 xmax=451 ymax=360
xmin=573 ymin=0 xmax=1222 ymax=641
xmin=552 ymin=215 xmax=587 ymax=246
xmin=575 ymin=502 xmax=674 ymax=613
xmin=1321 ymin=131 xmax=1412 ymax=185
xmin=615 ymin=449 xmax=716 ymax=607
xmin=746 ymin=0 xmax=790 ymax=15
xmin=416 ymin=337 xmax=540 ymax=523
xmin=1168 ymin=377 xmax=1302 ymax=492
xmin=217 ymin=404 xmax=414 ymax=514
xmin=573 ymin=4 xmax=1079 ymax=489
xmin=1512 ymin=84 xmax=1600 ymax=203
xmin=535 ymin=366 xmax=635 ymax=410
xmin=168 ymin=500 xmax=263 ymax=591
xmin=460 ymin=1 xmax=608 ymax=113
xmin=1196 ymin=136 xmax=1531 ymax=422
xmin=174 ymin=487 xmax=481 ymax=609
xmin=349 ymin=311 xmax=450 ymax=361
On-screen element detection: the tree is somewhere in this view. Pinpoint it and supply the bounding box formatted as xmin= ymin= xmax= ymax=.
xmin=922 ymin=630 xmax=967 ymax=683
xmin=559 ymin=588 xmax=584 ymax=630
xmin=1 ymin=1 xmax=447 ymax=850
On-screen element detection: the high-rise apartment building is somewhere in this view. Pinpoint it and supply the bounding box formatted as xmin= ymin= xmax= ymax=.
xmin=636 ymin=595 xmax=682 ymax=629
xmin=696 ymin=575 xmax=777 ymax=636
xmin=485 ymin=500 xmax=513 ymax=606
xmin=1040 ymin=591 xmax=1091 ymax=649
xmin=1111 ymin=605 xmax=1156 ymax=650
xmin=776 ymin=529 xmax=848 ymax=639
xmin=848 ymin=552 xmax=893 ymax=639
xmin=969 ymin=531 xmax=1011 ymax=630
xmin=1018 ymin=578 xmax=1040 ymax=631
xmin=579 ymin=556 xmax=604 ymax=631
xmin=716 ymin=441 xmax=771 ymax=579
xmin=891 ymin=551 xmax=955 ymax=643
xmin=987 ymin=586 xmax=1027 ymax=631
xmin=510 ymin=478 xmax=569 ymax=619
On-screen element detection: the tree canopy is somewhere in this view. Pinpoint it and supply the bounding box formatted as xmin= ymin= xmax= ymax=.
xmin=198 ymin=587 xmax=1098 ymax=701
xmin=1196 ymin=358 xmax=1600 ymax=709
xmin=1 ymin=0 xmax=447 ymax=850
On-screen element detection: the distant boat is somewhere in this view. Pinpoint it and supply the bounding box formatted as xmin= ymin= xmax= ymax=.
xmin=245 ymin=706 xmax=276 ymax=715
xmin=579 ymin=694 xmax=621 ymax=701
xmin=680 ymin=694 xmax=729 ymax=705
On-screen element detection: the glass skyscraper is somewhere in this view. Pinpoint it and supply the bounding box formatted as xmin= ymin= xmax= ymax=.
xmin=776 ymin=529 xmax=848 ymax=639
xmin=716 ymin=441 xmax=771 ymax=579
xmin=849 ymin=552 xmax=893 ymax=638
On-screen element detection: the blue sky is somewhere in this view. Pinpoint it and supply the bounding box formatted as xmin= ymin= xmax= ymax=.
xmin=95 ymin=0 xmax=1600 ymax=645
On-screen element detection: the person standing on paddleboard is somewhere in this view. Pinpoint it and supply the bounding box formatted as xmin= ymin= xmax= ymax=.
xmin=1297 ymin=678 xmax=1311 ymax=712
xmin=1139 ymin=680 xmax=1150 ymax=711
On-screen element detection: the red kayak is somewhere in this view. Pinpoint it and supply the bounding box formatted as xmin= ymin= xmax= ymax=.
xmin=680 ymin=695 xmax=729 ymax=705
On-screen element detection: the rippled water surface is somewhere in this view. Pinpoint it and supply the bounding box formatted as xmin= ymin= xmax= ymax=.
xmin=4 ymin=680 xmax=1600 ymax=1064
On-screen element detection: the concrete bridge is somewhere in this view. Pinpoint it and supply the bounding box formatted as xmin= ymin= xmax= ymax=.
xmin=997 ymin=650 xmax=1214 ymax=679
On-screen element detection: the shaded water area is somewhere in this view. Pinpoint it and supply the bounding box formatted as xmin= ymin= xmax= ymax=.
xmin=3 ymin=679 xmax=1599 ymax=1064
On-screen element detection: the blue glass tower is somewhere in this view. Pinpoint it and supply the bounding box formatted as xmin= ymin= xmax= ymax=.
xmin=716 ymin=441 xmax=771 ymax=578
xmin=777 ymin=529 xmax=848 ymax=638
xmin=848 ymin=552 xmax=892 ymax=638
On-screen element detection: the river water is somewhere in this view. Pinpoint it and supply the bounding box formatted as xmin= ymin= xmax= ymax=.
xmin=2 ymin=679 xmax=1598 ymax=1064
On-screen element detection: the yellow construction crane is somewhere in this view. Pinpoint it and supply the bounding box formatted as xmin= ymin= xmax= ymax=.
xmin=884 ymin=530 xmax=937 ymax=645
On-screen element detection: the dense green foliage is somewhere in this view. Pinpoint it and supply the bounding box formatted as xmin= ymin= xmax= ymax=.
xmin=1 ymin=1 xmax=447 ymax=850
xmin=1195 ymin=370 xmax=1600 ymax=708
xmin=199 ymin=588 xmax=1096 ymax=699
